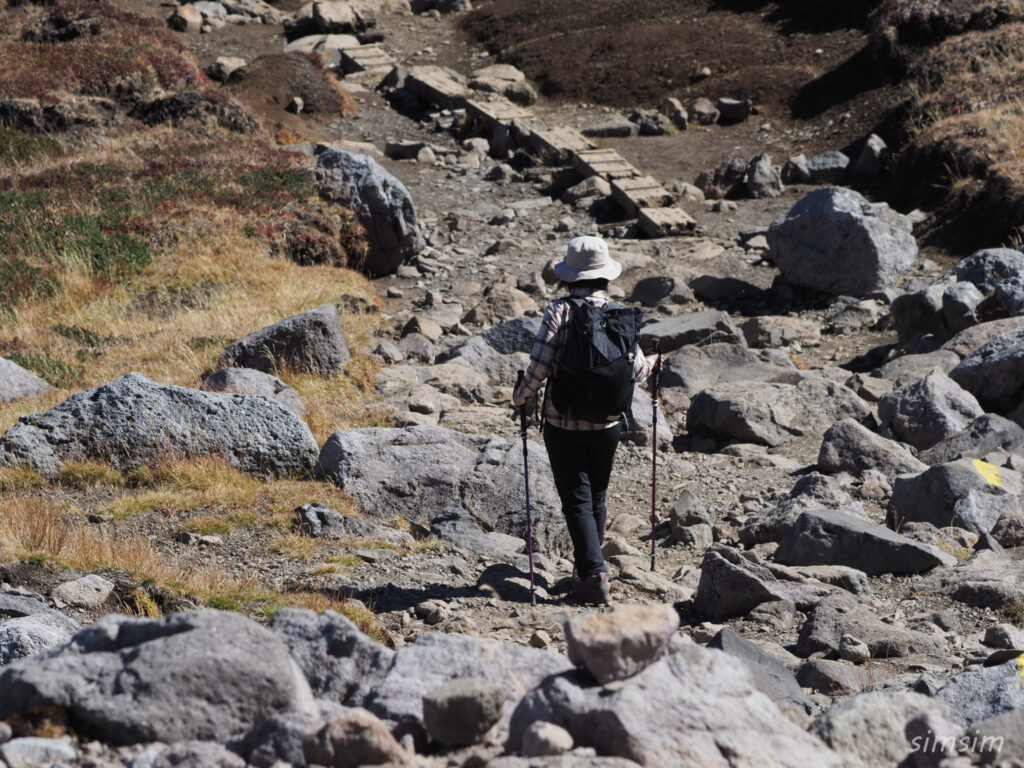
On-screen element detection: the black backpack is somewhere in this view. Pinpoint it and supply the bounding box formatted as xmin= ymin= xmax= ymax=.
xmin=549 ymin=297 xmax=644 ymax=423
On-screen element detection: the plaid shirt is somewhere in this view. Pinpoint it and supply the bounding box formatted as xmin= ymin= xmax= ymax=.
xmin=513 ymin=288 xmax=655 ymax=430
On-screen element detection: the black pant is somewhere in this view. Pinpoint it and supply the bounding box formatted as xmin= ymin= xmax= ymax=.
xmin=543 ymin=422 xmax=622 ymax=579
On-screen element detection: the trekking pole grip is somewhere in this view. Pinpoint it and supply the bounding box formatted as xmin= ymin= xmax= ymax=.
xmin=515 ymin=370 xmax=527 ymax=432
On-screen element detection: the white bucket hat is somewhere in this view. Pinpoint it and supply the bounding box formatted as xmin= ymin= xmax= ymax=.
xmin=553 ymin=236 xmax=622 ymax=282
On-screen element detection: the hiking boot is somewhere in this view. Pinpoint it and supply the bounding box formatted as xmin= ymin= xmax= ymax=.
xmin=571 ymin=572 xmax=610 ymax=605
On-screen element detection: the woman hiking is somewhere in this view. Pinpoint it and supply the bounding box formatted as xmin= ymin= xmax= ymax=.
xmin=513 ymin=236 xmax=658 ymax=605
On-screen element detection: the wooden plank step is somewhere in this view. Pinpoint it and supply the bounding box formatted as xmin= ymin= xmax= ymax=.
xmin=638 ymin=207 xmax=697 ymax=238
xmin=572 ymin=148 xmax=640 ymax=181
xmin=339 ymin=44 xmax=392 ymax=74
xmin=464 ymin=97 xmax=535 ymax=133
xmin=611 ymin=175 xmax=674 ymax=217
xmin=405 ymin=65 xmax=470 ymax=110
xmin=526 ymin=126 xmax=595 ymax=165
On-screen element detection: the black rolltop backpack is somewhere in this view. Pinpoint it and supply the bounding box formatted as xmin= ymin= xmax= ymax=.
xmin=549 ymin=297 xmax=644 ymax=424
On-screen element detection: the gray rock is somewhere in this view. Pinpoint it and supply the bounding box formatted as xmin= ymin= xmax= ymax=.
xmin=943 ymin=317 xmax=1024 ymax=359
xmin=796 ymin=659 xmax=869 ymax=696
xmin=314 ymin=426 xmax=567 ymax=555
xmin=797 ymin=596 xmax=944 ymax=658
xmin=781 ymin=154 xmax=813 ymax=184
xmin=818 ymin=418 xmax=927 ymax=481
xmin=717 ymin=97 xmax=752 ymax=124
xmin=626 ymin=108 xmax=668 ymax=136
xmin=740 ymin=315 xmax=820 ymax=349
xmin=694 ymin=544 xmax=833 ymax=620
xmin=480 ymin=316 xmax=542 ymax=354
xmin=521 ymin=721 xmax=574 ymax=757
xmin=774 ymin=509 xmax=956 ymax=575
xmin=695 ymin=157 xmax=745 ymax=200
xmin=707 ymin=628 xmax=812 ymax=712
xmin=0 ymin=373 xmax=318 ymax=479
xmin=52 ymin=574 xmax=114 ymax=610
xmin=767 ymin=187 xmax=918 ymax=297
xmin=942 ymin=281 xmax=984 ymax=334
xmin=0 ymin=612 xmax=80 ymax=665
xmin=128 ymin=740 xmax=245 ymax=768
xmin=851 ymin=134 xmax=888 ymax=177
xmin=950 ymin=248 xmax=1024 ymax=293
xmin=669 ymin=489 xmax=712 ymax=539
xmin=892 ymin=281 xmax=951 ymax=344
xmin=967 ymin=707 xmax=1024 ymax=761
xmin=0 ymin=737 xmax=77 ymax=768
xmin=745 ymin=154 xmax=783 ymax=198
xmin=905 ymin=710 xmax=964 ymax=768
xmin=0 ymin=610 xmax=316 ymax=744
xmin=950 ymin=325 xmax=1024 ymax=413
xmin=0 ymin=358 xmax=53 ymax=403
xmin=741 ymin=473 xmax=867 ymax=546
xmin=629 ymin=275 xmax=694 ymax=307
xmin=890 ymin=458 xmax=1022 ymax=534
xmin=875 ymin=350 xmax=961 ymax=388
xmin=688 ymin=97 xmax=720 ymax=126
xmin=0 ymin=593 xmax=51 ymax=620
xmin=995 ymin=274 xmax=1024 ymax=317
xmin=806 ymin=151 xmax=850 ymax=184
xmin=639 ymin=310 xmax=744 ymax=353
xmin=489 ymin=758 xmax=639 ymax=768
xmin=363 ymin=632 xmax=572 ymax=745
xmin=878 ymin=370 xmax=984 ymax=451
xmin=267 ymin=607 xmax=393 ymax=705
xmin=202 ymin=367 xmax=307 ymax=419
xmin=793 ymin=564 xmax=871 ymax=597
xmin=303 ymin=710 xmax=409 ymax=768
xmin=621 ymin=385 xmax=673 ymax=450
xmin=316 ymin=150 xmax=424 ymax=276
xmin=205 ymin=55 xmax=247 ymax=83
xmin=661 ymin=342 xmax=801 ymax=396
xmin=991 ymin=508 xmax=1024 ymax=547
xmin=688 ymin=378 xmax=872 ymax=447
xmin=423 ymin=678 xmax=504 ymax=746
xmin=936 ymin=655 xmax=1024 ymax=727
xmin=581 ymin=115 xmax=639 ymax=138
xmin=923 ymin=549 xmax=1024 ymax=609
xmin=220 ymin=304 xmax=350 ymax=376
xmin=507 ymin=641 xmax=841 ymax=767
xmin=430 ymin=506 xmax=524 ymax=560
xmin=919 ymin=414 xmax=1024 ymax=464
xmin=564 ymin=604 xmax=679 ymax=684
xmin=810 ymin=691 xmax=948 ymax=768
xmin=292 ymin=503 xmax=414 ymax=547
xmin=239 ymin=710 xmax=322 ymax=768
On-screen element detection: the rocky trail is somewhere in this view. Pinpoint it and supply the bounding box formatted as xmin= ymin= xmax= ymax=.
xmin=5 ymin=0 xmax=1024 ymax=766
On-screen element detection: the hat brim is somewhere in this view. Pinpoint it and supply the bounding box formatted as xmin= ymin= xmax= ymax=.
xmin=553 ymin=259 xmax=622 ymax=283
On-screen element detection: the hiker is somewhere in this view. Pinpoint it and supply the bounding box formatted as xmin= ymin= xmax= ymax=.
xmin=513 ymin=236 xmax=657 ymax=605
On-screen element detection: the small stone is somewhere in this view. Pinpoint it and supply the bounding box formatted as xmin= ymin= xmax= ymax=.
xmin=521 ymin=721 xmax=573 ymax=757
xmin=529 ymin=629 xmax=552 ymax=649
xmin=417 ymin=146 xmax=436 ymax=164
xmin=414 ymin=600 xmax=449 ymax=625
xmin=386 ymin=286 xmax=404 ymax=299
xmin=286 ymin=96 xmax=304 ymax=114
xmin=422 ymin=678 xmax=505 ymax=747
xmin=555 ymin=216 xmax=574 ymax=233
xmin=838 ymin=634 xmax=870 ymax=664
xmin=304 ymin=711 xmax=408 ymax=768
xmin=52 ymin=574 xmax=114 ymax=610
xmin=0 ymin=738 xmax=77 ymax=768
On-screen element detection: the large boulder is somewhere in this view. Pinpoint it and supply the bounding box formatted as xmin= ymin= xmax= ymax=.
xmin=638 ymin=310 xmax=744 ymax=353
xmin=924 ymin=549 xmax=1024 ymax=610
xmin=316 ymin=149 xmax=424 ymax=276
xmin=889 ymin=458 xmax=1022 ymax=534
xmin=267 ymin=608 xmax=393 ymax=705
xmin=936 ymin=655 xmax=1024 ymax=727
xmin=314 ymin=425 xmax=567 ymax=555
xmin=950 ymin=325 xmax=1024 ymax=413
xmin=0 ymin=611 xmax=316 ymax=745
xmin=0 ymin=358 xmax=53 ymax=403
xmin=774 ymin=509 xmax=956 ymax=575
xmin=508 ymin=640 xmax=841 ymax=767
xmin=687 ymin=378 xmax=873 ymax=447
xmin=661 ymin=343 xmax=803 ymax=396
xmin=919 ymin=414 xmax=1024 ymax=465
xmin=877 ymin=370 xmax=984 ymax=451
xmin=796 ymin=596 xmax=944 ymax=658
xmin=219 ymin=304 xmax=351 ymax=376
xmin=0 ymin=373 xmax=318 ymax=479
xmin=362 ymin=632 xmax=572 ymax=746
xmin=740 ymin=473 xmax=867 ymax=546
xmin=817 ymin=418 xmax=926 ymax=481
xmin=767 ymin=187 xmax=917 ymax=297
xmin=0 ymin=612 xmax=80 ymax=665
xmin=201 ymin=368 xmax=307 ymax=419
xmin=707 ymin=628 xmax=812 ymax=713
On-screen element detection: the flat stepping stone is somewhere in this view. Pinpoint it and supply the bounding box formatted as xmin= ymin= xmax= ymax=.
xmin=465 ymin=97 xmax=534 ymax=134
xmin=611 ymin=175 xmax=674 ymax=217
xmin=526 ymin=126 xmax=595 ymax=165
xmin=638 ymin=207 xmax=696 ymax=238
xmin=339 ymin=44 xmax=394 ymax=81
xmin=406 ymin=65 xmax=470 ymax=110
xmin=572 ymin=148 xmax=641 ymax=181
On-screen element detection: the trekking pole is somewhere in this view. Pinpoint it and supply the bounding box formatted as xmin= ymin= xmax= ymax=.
xmin=650 ymin=342 xmax=662 ymax=572
xmin=515 ymin=370 xmax=537 ymax=606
